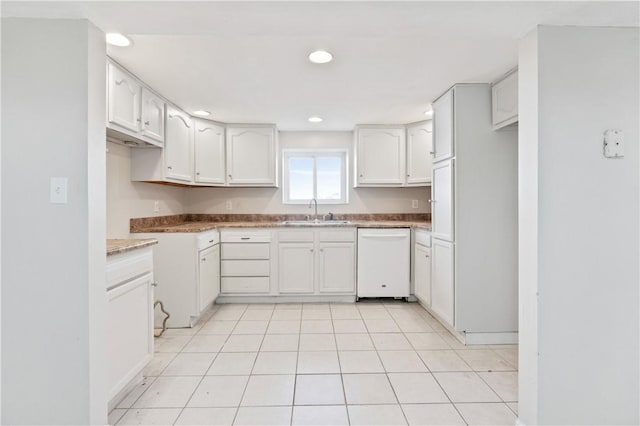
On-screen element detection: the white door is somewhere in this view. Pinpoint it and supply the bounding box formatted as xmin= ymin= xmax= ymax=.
xmin=406 ymin=122 xmax=433 ymax=185
xmin=318 ymin=243 xmax=355 ymax=293
xmin=194 ymin=120 xmax=226 ymax=185
xmin=140 ymin=88 xmax=165 ymax=143
xmin=357 ymin=128 xmax=406 ymax=186
xmin=278 ymin=243 xmax=315 ymax=293
xmin=432 ymin=88 xmax=454 ymax=163
xmin=164 ymin=107 xmax=193 ymax=183
xmin=107 ymin=273 xmax=153 ymax=400
xmin=226 ymin=127 xmax=276 ymax=186
xmin=198 ymin=245 xmax=220 ymax=313
xmin=432 ymin=159 xmax=454 ymax=242
xmin=492 ymin=70 xmax=518 ymax=129
xmin=107 ymin=63 xmax=141 ymax=133
xmin=414 ymin=244 xmax=432 ymax=306
xmin=431 ymin=238 xmax=454 ymax=327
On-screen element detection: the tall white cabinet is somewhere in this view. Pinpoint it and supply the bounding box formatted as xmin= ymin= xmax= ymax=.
xmin=429 ymin=83 xmax=518 ymax=345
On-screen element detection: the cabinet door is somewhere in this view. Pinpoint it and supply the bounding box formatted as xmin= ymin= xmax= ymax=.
xmin=108 ymin=63 xmax=141 ymax=133
xmin=194 ymin=120 xmax=226 ymax=184
xmin=107 ymin=273 xmax=153 ymax=400
xmin=278 ymin=243 xmax=315 ymax=293
xmin=432 ymin=159 xmax=454 ymax=241
xmin=431 ymin=238 xmax=454 ymax=327
xmin=318 ymin=242 xmax=355 ymax=294
xmin=226 ymin=127 xmax=276 ymax=186
xmin=164 ymin=107 xmax=193 ymax=183
xmin=432 ymin=88 xmax=454 ymax=162
xmin=492 ymin=70 xmax=518 ymax=129
xmin=406 ymin=122 xmax=433 ymax=185
xmin=414 ymin=244 xmax=431 ymax=306
xmin=141 ymin=88 xmax=165 ymax=143
xmin=356 ymin=128 xmax=406 ymax=186
xmin=198 ymin=245 xmax=220 ymax=313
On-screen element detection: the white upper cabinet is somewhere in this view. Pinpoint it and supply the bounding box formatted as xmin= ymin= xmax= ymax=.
xmin=194 ymin=119 xmax=226 ymax=185
xmin=164 ymin=106 xmax=193 ymax=183
xmin=432 ymin=159 xmax=454 ymax=242
xmin=140 ymin=88 xmax=165 ymax=143
xmin=107 ymin=61 xmax=165 ymax=147
xmin=108 ymin=63 xmax=141 ymax=133
xmin=492 ymin=69 xmax=518 ymax=130
xmin=432 ymin=88 xmax=454 ymax=163
xmin=406 ymin=121 xmax=433 ymax=185
xmin=226 ymin=126 xmax=277 ymax=186
xmin=355 ymin=127 xmax=406 ymax=186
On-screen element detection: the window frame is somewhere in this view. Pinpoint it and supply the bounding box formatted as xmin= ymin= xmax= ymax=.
xmin=282 ymin=149 xmax=349 ymax=205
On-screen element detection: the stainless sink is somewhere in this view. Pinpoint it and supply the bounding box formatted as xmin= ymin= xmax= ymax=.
xmin=282 ymin=220 xmax=351 ymax=226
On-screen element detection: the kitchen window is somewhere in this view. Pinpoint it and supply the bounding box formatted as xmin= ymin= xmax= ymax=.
xmin=283 ymin=150 xmax=348 ymax=204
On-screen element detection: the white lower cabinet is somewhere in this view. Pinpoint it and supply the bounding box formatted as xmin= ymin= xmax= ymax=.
xmin=106 ymin=247 xmax=154 ymax=407
xmin=135 ymin=231 xmax=220 ymax=327
xmin=318 ymin=242 xmax=356 ymax=293
xmin=220 ymin=230 xmax=273 ymax=295
xmin=277 ymin=228 xmax=356 ymax=295
xmin=413 ymin=241 xmax=432 ymax=306
xmin=199 ymin=244 xmax=220 ymax=312
xmin=278 ymin=243 xmax=315 ymax=293
xmin=431 ymin=238 xmax=454 ymax=327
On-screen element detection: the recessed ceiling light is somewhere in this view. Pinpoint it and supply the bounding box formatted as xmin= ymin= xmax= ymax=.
xmin=106 ymin=33 xmax=132 ymax=47
xmin=308 ymin=116 xmax=323 ymax=123
xmin=308 ymin=50 xmax=333 ymax=64
xmin=193 ymin=110 xmax=211 ymax=117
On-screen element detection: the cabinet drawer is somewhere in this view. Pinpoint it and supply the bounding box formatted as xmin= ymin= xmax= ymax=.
xmin=221 ymin=243 xmax=270 ymax=260
xmin=221 ymin=260 xmax=270 ymax=277
xmin=220 ymin=230 xmax=272 ymax=243
xmin=221 ymin=277 xmax=270 ymax=293
xmin=278 ymin=230 xmax=314 ymax=242
xmin=319 ymin=229 xmax=356 ymax=242
xmin=197 ymin=231 xmax=219 ymax=250
xmin=106 ymin=249 xmax=153 ymax=290
xmin=415 ymin=230 xmax=431 ymax=247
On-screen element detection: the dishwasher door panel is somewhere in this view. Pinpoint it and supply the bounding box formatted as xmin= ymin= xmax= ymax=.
xmin=357 ymin=228 xmax=411 ymax=298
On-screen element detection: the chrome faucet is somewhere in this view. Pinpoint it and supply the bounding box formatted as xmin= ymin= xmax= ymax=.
xmin=308 ymin=198 xmax=318 ymax=223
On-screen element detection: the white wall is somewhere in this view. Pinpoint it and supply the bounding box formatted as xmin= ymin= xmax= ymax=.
xmin=107 ymin=141 xmax=186 ymax=237
xmin=184 ymin=131 xmax=431 ymax=215
xmin=2 ymin=18 xmax=107 ymax=424
xmin=519 ymin=25 xmax=639 ymax=425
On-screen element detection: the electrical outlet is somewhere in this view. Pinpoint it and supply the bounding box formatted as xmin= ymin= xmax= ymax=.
xmin=604 ymin=129 xmax=624 ymax=158
xmin=154 ymin=201 xmax=160 ymax=213
xmin=411 ymin=199 xmax=419 ymax=209
xmin=225 ymin=201 xmax=233 ymax=211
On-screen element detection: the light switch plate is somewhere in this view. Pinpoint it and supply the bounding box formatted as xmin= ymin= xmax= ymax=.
xmin=604 ymin=129 xmax=624 ymax=158
xmin=50 ymin=177 xmax=68 ymax=204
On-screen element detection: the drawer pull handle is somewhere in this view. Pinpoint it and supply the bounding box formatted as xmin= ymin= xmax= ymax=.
xmin=209 ymin=240 xmax=214 ymax=243
xmin=201 ymin=258 xmax=206 ymax=262
xmin=240 ymin=237 xmax=251 ymax=240
xmin=151 ymin=282 xmax=158 ymax=287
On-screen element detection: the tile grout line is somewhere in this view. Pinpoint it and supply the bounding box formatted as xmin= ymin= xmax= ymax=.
xmin=172 ymin=304 xmax=247 ymax=425
xmin=230 ymin=305 xmax=271 ymax=426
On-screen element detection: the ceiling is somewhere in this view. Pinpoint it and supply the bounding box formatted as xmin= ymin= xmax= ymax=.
xmin=4 ymin=1 xmax=639 ymax=130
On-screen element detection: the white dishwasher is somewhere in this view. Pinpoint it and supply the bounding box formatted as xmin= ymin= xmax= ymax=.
xmin=357 ymin=228 xmax=411 ymax=299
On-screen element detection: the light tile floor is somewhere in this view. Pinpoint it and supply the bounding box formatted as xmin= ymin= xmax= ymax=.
xmin=110 ymin=301 xmax=518 ymax=426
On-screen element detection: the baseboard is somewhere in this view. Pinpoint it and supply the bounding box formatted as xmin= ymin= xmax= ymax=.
xmin=464 ymin=331 xmax=519 ymax=345
xmin=415 ymin=299 xmax=518 ymax=345
xmin=216 ymin=295 xmax=357 ymax=304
